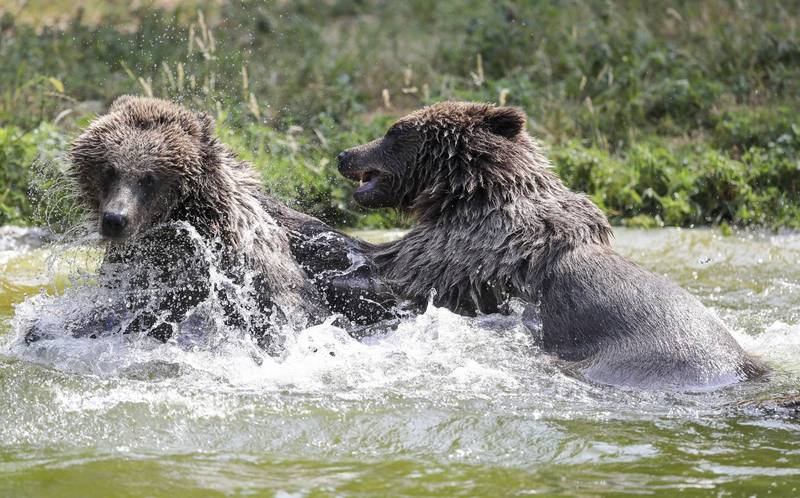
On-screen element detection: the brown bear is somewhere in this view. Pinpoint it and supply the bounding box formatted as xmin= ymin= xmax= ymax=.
xmin=60 ymin=96 xmax=395 ymax=345
xmin=337 ymin=101 xmax=767 ymax=389
xmin=260 ymin=198 xmax=397 ymax=327
xmin=26 ymin=96 xmax=337 ymax=347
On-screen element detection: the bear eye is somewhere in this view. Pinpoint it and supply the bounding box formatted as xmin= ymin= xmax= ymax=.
xmin=385 ymin=125 xmax=402 ymax=139
xmin=139 ymin=174 xmax=156 ymax=187
xmin=100 ymin=163 xmax=116 ymax=179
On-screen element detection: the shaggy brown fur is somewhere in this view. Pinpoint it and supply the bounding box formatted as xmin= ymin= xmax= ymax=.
xmin=59 ymin=96 xmax=324 ymax=344
xmin=338 ymin=101 xmax=766 ymax=389
xmin=261 ymin=200 xmax=398 ymax=325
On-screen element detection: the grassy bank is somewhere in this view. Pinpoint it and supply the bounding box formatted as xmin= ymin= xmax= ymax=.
xmin=1 ymin=0 xmax=798 ymax=229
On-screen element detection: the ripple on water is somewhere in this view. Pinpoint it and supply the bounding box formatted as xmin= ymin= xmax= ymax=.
xmin=0 ymin=227 xmax=799 ymax=496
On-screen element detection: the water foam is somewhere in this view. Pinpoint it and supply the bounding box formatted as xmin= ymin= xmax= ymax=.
xmin=2 ymin=227 xmax=799 ymax=425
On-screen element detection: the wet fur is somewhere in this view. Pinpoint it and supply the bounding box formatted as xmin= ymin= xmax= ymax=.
xmin=66 ymin=96 xmax=324 ymax=343
xmin=339 ymin=101 xmax=766 ymax=389
xmin=260 ymin=199 xmax=397 ymax=324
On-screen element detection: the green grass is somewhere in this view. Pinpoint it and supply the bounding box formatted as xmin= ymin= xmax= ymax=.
xmin=0 ymin=0 xmax=798 ymax=229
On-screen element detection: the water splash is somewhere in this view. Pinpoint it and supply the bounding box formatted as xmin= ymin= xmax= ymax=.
xmin=2 ymin=227 xmax=799 ymax=404
xmin=1 ymin=226 xmax=800 ymax=492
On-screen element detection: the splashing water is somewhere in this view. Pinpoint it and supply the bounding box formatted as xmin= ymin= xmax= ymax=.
xmin=1 ymin=227 xmax=799 ymax=496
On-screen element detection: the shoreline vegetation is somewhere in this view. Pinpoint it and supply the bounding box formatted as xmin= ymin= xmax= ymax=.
xmin=1 ymin=1 xmax=798 ymax=230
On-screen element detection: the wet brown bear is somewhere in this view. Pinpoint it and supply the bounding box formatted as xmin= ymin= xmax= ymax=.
xmin=338 ymin=101 xmax=766 ymax=389
xmin=63 ymin=96 xmax=394 ymax=345
xmin=27 ymin=96 xmax=333 ymax=347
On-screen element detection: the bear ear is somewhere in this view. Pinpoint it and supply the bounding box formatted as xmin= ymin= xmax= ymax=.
xmin=194 ymin=112 xmax=216 ymax=140
xmin=108 ymin=95 xmax=138 ymax=113
xmin=484 ymin=106 xmax=526 ymax=139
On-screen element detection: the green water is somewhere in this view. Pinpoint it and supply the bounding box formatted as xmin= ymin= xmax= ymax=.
xmin=1 ymin=227 xmax=799 ymax=497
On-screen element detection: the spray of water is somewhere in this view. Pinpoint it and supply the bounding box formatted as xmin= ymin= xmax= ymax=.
xmin=1 ymin=225 xmax=798 ymax=438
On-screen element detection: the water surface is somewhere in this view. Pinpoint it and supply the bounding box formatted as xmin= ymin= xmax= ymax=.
xmin=1 ymin=227 xmax=799 ymax=497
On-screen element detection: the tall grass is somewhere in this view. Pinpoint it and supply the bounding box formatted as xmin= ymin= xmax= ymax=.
xmin=0 ymin=0 xmax=798 ymax=228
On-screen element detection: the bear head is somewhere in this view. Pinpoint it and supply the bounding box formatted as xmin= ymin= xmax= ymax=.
xmin=337 ymin=101 xmax=532 ymax=211
xmin=69 ymin=95 xmax=217 ymax=240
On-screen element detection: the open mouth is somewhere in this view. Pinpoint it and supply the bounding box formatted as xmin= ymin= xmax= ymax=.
xmin=345 ymin=169 xmax=382 ymax=195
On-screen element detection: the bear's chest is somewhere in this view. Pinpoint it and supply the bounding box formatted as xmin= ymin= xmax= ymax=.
xmin=378 ymin=224 xmax=522 ymax=314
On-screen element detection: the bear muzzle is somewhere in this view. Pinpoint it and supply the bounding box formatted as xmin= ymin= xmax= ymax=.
xmin=101 ymin=212 xmax=129 ymax=238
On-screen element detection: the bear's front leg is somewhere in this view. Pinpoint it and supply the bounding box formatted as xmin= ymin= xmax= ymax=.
xmin=325 ymin=265 xmax=398 ymax=324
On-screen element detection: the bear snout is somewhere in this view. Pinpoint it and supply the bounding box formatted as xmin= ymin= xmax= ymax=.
xmin=336 ymin=150 xmax=352 ymax=170
xmin=336 ymin=149 xmax=362 ymax=181
xmin=101 ymin=211 xmax=129 ymax=238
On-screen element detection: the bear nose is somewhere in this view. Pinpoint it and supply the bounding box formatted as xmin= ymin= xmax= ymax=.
xmin=101 ymin=212 xmax=128 ymax=238
xmin=336 ymin=150 xmax=350 ymax=165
